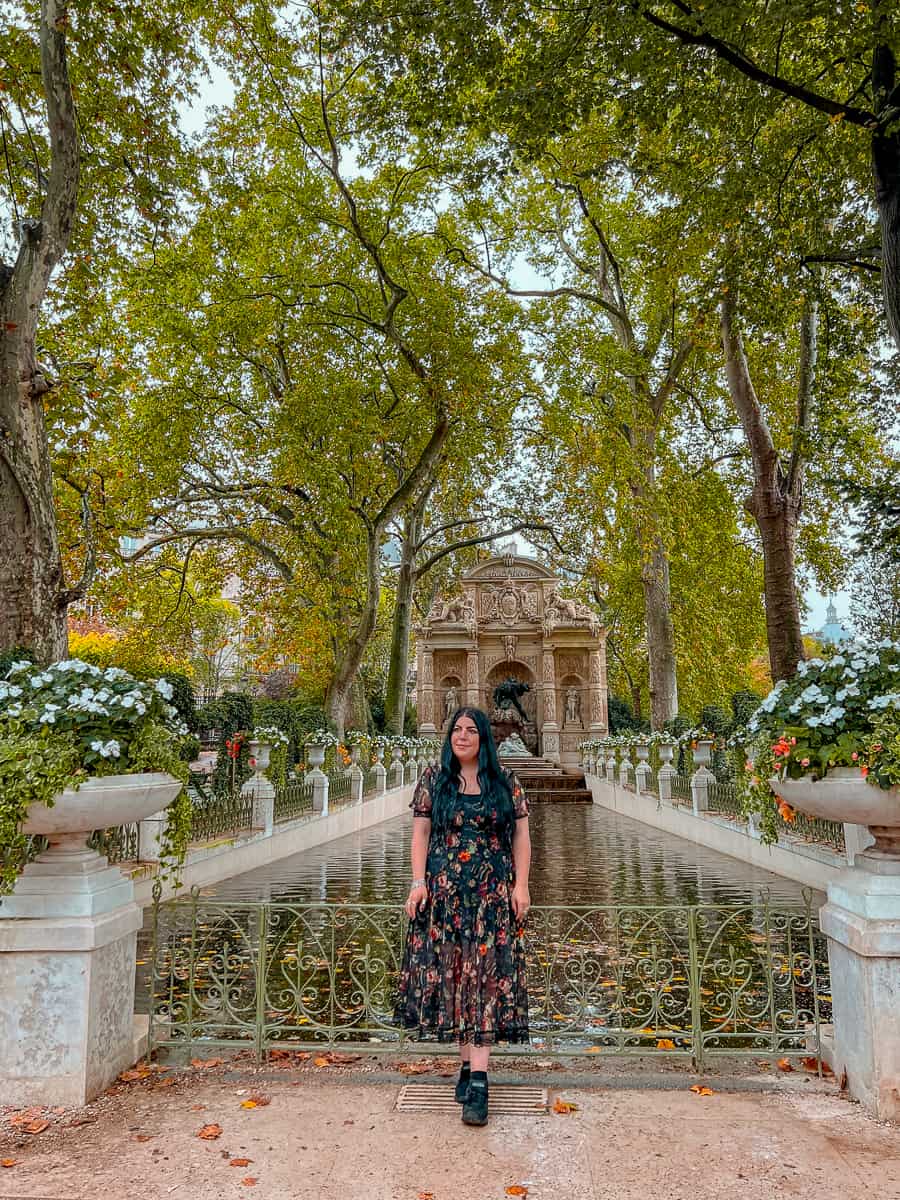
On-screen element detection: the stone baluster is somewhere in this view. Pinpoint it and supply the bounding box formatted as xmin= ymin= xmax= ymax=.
xmin=657 ymin=742 xmax=676 ymax=803
xmin=390 ymin=746 xmax=405 ymax=789
xmin=619 ymin=748 xmax=634 ymax=789
xmin=350 ymin=762 xmax=365 ymax=805
xmin=606 ymin=754 xmax=616 ymax=784
xmin=634 ymin=742 xmax=651 ymax=794
xmin=373 ymin=747 xmax=388 ymax=795
xmin=690 ymin=739 xmax=715 ymax=814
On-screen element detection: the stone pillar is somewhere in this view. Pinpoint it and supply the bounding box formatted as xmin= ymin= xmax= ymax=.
xmin=635 ymin=761 xmax=651 ymax=794
xmin=373 ymin=758 xmax=387 ymax=795
xmin=249 ymin=775 xmax=275 ymax=836
xmin=350 ymin=763 xmax=365 ymax=804
xmin=309 ymin=767 xmax=329 ymax=815
xmin=605 ymin=755 xmax=616 ymax=784
xmin=418 ymin=647 xmax=436 ymax=735
xmin=820 ymin=866 xmax=900 ymax=1120
xmin=844 ymin=823 xmax=876 ymax=865
xmin=657 ymin=765 xmax=673 ymax=802
xmin=0 ymin=838 xmax=144 ymax=1106
xmin=137 ymin=810 xmax=166 ymax=862
xmin=389 ymin=747 xmax=405 ymax=789
xmin=540 ymin=649 xmax=560 ymax=762
xmin=691 ymin=765 xmax=713 ymax=814
xmin=466 ymin=649 xmax=480 ymax=708
xmin=587 ymin=648 xmax=608 ymax=736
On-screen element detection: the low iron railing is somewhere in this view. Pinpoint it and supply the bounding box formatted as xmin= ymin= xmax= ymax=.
xmin=148 ymin=895 xmax=828 ymax=1068
xmin=189 ymin=788 xmax=255 ymax=843
xmin=274 ymin=778 xmax=314 ymax=823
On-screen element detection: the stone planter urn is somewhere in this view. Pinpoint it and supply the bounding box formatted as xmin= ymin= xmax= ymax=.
xmin=247 ymin=739 xmax=272 ymax=774
xmin=2 ymin=770 xmax=183 ymax=1108
xmin=658 ymin=743 xmax=675 ymax=766
xmin=634 ymin=742 xmax=650 ymax=763
xmin=17 ymin=771 xmax=184 ymax=913
xmin=348 ymin=744 xmax=362 ymax=767
xmin=772 ymin=767 xmax=900 ymax=872
xmin=306 ymin=743 xmax=327 ymax=771
xmin=692 ymin=738 xmax=715 ymax=769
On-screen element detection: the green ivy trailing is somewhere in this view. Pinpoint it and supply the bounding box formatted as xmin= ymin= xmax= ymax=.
xmin=0 ymin=725 xmax=84 ymax=895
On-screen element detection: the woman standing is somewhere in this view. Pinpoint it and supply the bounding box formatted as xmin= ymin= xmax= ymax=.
xmin=394 ymin=706 xmax=531 ymax=1126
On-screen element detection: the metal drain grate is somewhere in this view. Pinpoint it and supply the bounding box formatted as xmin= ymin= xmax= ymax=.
xmin=396 ymin=1083 xmax=549 ymax=1114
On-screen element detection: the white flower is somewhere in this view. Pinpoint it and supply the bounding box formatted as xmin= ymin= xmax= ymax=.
xmin=829 ymin=655 xmax=846 ymax=668
xmin=38 ymin=711 xmax=56 ymax=724
xmin=155 ymin=679 xmax=174 ymax=700
xmin=91 ymin=739 xmax=121 ymax=759
xmin=806 ymin=716 xmax=822 ymax=727
xmin=121 ymin=695 xmax=136 ymax=709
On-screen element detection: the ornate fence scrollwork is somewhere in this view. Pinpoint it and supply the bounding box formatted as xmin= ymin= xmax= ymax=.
xmin=149 ymin=896 xmax=828 ymax=1068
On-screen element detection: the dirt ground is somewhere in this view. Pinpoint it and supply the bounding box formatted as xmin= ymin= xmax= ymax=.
xmin=2 ymin=1055 xmax=899 ymax=1200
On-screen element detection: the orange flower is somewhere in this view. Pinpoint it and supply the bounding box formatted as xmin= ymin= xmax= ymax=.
xmin=479 ymin=943 xmax=488 ymax=955
xmin=777 ymin=799 xmax=796 ymax=823
xmin=458 ymin=850 xmax=472 ymax=862
xmin=861 ymin=765 xmax=869 ymax=778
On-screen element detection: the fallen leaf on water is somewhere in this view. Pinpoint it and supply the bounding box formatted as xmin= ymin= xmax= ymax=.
xmin=1 ymin=1160 xmax=16 ymax=1169
xmin=553 ymin=1098 xmax=579 ymax=1114
xmin=241 ymin=1178 xmax=258 ymax=1187
xmin=656 ymin=1039 xmax=676 ymax=1050
xmin=230 ymin=1159 xmax=253 ymax=1167
xmin=417 ymin=1193 xmax=434 ymax=1199
xmin=189 ymin=1105 xmax=206 ymax=1112
xmin=776 ymin=1058 xmax=794 ymax=1073
xmin=196 ymin=1124 xmax=222 ymax=1140
xmin=689 ymin=1085 xmax=714 ymax=1097
xmin=134 ymin=1134 xmax=155 ymax=1142
xmin=506 ymin=1187 xmax=529 ymax=1197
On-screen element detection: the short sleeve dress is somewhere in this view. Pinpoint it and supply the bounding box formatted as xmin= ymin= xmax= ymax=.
xmin=394 ymin=767 xmax=530 ymax=1045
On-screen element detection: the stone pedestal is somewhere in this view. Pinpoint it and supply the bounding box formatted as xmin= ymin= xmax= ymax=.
xmin=819 ymin=866 xmax=900 ymax=1121
xmin=0 ymin=853 xmax=144 ymax=1106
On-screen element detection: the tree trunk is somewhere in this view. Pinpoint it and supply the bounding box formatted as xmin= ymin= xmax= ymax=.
xmin=0 ymin=1 xmax=79 ymax=663
xmin=641 ymin=530 xmax=679 ymax=729
xmin=324 ymin=525 xmax=383 ymax=737
xmin=872 ymin=40 xmax=900 ymax=351
xmin=721 ymin=285 xmax=814 ymax=682
xmin=753 ymin=490 xmax=805 ymax=682
xmin=385 ymin=502 xmax=423 ymax=735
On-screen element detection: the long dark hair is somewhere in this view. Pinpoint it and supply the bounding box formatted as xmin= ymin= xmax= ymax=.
xmin=430 ymin=706 xmax=515 ymax=835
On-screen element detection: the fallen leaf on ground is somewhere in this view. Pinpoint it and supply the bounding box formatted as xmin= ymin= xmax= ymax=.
xmin=134 ymin=1134 xmax=155 ymax=1142
xmin=313 ymin=1057 xmax=330 ymax=1068
xmin=229 ymin=1159 xmax=253 ymax=1168
xmin=1 ymin=1160 xmax=16 ymax=1168
xmin=585 ymin=1046 xmax=602 ymax=1055
xmin=506 ymin=1187 xmax=529 ymax=1197
xmin=553 ymin=1098 xmax=579 ymax=1114
xmin=320 ymin=1051 xmax=361 ymax=1064
xmin=776 ymin=1058 xmax=794 ymax=1072
xmin=189 ymin=1105 xmax=206 ymax=1112
xmin=656 ymin=1039 xmax=676 ymax=1050
xmin=689 ymin=1085 xmax=714 ymax=1097
xmin=241 ymin=1178 xmax=258 ymax=1187
xmin=240 ymin=1095 xmax=270 ymax=1109
xmin=190 ymin=1058 xmax=223 ymax=1069
xmin=397 ymin=1061 xmax=433 ymax=1075
xmin=196 ymin=1124 xmax=222 ymax=1140
xmin=19 ymin=1119 xmax=49 ymax=1135
xmin=839 ymin=1068 xmax=848 ymax=1091
xmin=800 ymin=1056 xmax=833 ymax=1075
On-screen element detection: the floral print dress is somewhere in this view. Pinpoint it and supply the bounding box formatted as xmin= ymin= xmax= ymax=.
xmin=394 ymin=767 xmax=530 ymax=1045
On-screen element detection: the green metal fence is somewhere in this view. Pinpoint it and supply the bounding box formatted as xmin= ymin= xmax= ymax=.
xmin=274 ymin=779 xmax=314 ymax=823
xmin=148 ymin=894 xmax=828 ymax=1068
xmin=189 ymin=788 xmax=255 ymax=843
xmin=779 ymin=808 xmax=846 ymax=854
xmin=670 ymin=773 xmax=692 ymax=805
xmin=90 ymin=823 xmax=140 ymax=864
xmin=327 ymin=770 xmax=353 ymax=807
xmin=706 ymin=780 xmax=745 ymax=822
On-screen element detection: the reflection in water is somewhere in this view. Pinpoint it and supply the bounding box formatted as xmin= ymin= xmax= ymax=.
xmin=183 ymin=802 xmax=823 ymax=908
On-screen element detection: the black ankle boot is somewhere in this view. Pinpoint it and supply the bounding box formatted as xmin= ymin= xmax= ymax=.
xmin=462 ymin=1075 xmax=488 ymax=1126
xmin=455 ymin=1065 xmax=471 ymax=1103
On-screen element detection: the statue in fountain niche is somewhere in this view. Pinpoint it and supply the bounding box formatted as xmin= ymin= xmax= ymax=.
xmin=564 ymin=687 xmax=582 ymax=727
xmin=443 ymin=684 xmax=460 ymax=721
xmin=491 ymin=677 xmax=530 ymax=724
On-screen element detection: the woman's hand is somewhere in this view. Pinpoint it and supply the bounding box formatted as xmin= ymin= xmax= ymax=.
xmin=511 ymin=884 xmax=531 ymax=921
xmin=405 ymin=884 xmax=428 ymax=920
